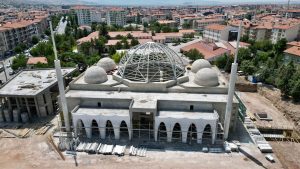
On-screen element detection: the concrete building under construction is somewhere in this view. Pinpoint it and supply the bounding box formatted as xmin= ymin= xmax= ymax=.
xmin=0 ymin=68 xmax=76 ymax=123
xmin=65 ymin=42 xmax=239 ymax=144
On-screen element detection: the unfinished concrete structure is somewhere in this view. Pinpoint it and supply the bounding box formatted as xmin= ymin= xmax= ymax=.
xmin=0 ymin=68 xmax=76 ymax=123
xmin=65 ymin=42 xmax=239 ymax=144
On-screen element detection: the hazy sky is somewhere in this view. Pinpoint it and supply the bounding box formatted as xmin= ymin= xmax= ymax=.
xmin=85 ymin=0 xmax=297 ymax=6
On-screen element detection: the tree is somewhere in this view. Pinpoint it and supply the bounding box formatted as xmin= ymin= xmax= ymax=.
xmin=215 ymin=54 xmax=228 ymax=69
xmin=275 ymin=61 xmax=295 ymax=97
xmin=240 ymin=60 xmax=257 ymax=75
xmin=31 ymin=36 xmax=39 ymax=45
xmin=240 ymin=35 xmax=249 ymax=43
xmin=30 ymin=42 xmax=53 ymax=57
xmin=185 ymin=49 xmax=204 ymax=61
xmin=11 ymin=54 xmax=28 ymax=70
xmin=161 ymin=26 xmax=172 ymax=33
xmin=237 ymin=48 xmax=252 ymax=62
xmin=131 ymin=38 xmax=139 ymax=46
xmin=14 ymin=46 xmax=23 ymax=54
xmin=182 ymin=22 xmax=191 ymax=29
xmin=112 ymin=52 xmax=125 ymax=63
xmin=80 ymin=42 xmax=92 ymax=56
xmin=44 ymin=29 xmax=51 ymax=36
xmin=253 ymin=40 xmax=273 ymax=52
xmin=274 ymin=38 xmax=287 ymax=54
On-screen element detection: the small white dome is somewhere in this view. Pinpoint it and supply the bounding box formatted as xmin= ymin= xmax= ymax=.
xmin=194 ymin=68 xmax=219 ymax=87
xmin=84 ymin=66 xmax=108 ymax=84
xmin=97 ymin=57 xmax=116 ymax=72
xmin=191 ymin=59 xmax=211 ymax=73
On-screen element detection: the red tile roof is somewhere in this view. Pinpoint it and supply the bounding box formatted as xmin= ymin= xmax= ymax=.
xmin=284 ymin=46 xmax=300 ymax=57
xmin=27 ymin=57 xmax=48 ymax=65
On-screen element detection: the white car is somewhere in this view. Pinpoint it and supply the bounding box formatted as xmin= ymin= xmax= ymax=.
xmin=6 ymin=63 xmax=10 ymax=68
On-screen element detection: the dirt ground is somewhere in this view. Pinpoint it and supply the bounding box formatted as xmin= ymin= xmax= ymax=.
xmin=269 ymin=141 xmax=300 ymax=169
xmin=258 ymin=85 xmax=300 ymax=132
xmin=237 ymin=92 xmax=292 ymax=129
xmin=0 ymin=135 xmax=283 ymax=169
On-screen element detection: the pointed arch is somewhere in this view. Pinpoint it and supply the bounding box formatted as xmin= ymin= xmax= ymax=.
xmin=172 ymin=123 xmax=181 ymax=142
xmin=106 ymin=120 xmax=115 ymax=139
xmin=202 ymin=124 xmax=212 ymax=144
xmin=120 ymin=120 xmax=129 ymax=140
xmin=158 ymin=122 xmax=167 ymax=142
xmin=187 ymin=123 xmax=197 ymax=144
xmin=76 ymin=119 xmax=86 ymax=138
xmin=91 ymin=119 xmax=99 ymax=138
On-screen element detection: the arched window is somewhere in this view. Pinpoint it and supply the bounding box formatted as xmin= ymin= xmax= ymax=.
xmin=76 ymin=119 xmax=86 ymax=138
xmin=158 ymin=122 xmax=167 ymax=142
xmin=172 ymin=123 xmax=181 ymax=142
xmin=187 ymin=123 xmax=197 ymax=144
xmin=202 ymin=124 xmax=212 ymax=144
xmin=106 ymin=120 xmax=115 ymax=139
xmin=91 ymin=119 xmax=99 ymax=138
xmin=120 ymin=121 xmax=129 ymax=140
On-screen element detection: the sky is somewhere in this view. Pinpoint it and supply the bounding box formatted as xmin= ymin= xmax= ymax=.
xmin=84 ymin=0 xmax=298 ymax=6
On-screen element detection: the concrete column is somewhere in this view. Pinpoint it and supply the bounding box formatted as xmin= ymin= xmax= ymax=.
xmin=182 ymin=131 xmax=188 ymax=143
xmin=34 ymin=97 xmax=41 ymax=117
xmin=36 ymin=94 xmax=47 ymax=117
xmin=45 ymin=91 xmax=54 ymax=114
xmin=100 ymin=128 xmax=106 ymax=139
xmin=7 ymin=98 xmax=12 ymax=112
xmin=154 ymin=130 xmax=158 ymax=142
xmin=25 ymin=98 xmax=32 ymax=119
xmin=167 ymin=131 xmax=172 ymax=142
xmin=85 ymin=125 xmax=92 ymax=139
xmin=197 ymin=133 xmax=203 ymax=144
xmin=128 ymin=127 xmax=132 ymax=140
xmin=114 ymin=128 xmax=120 ymax=140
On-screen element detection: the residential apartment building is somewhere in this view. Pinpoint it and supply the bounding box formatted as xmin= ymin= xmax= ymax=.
xmin=72 ymin=6 xmax=92 ymax=25
xmin=284 ymin=46 xmax=300 ymax=64
xmin=194 ymin=18 xmax=225 ymax=31
xmin=203 ymin=24 xmax=237 ymax=42
xmin=271 ymin=24 xmax=300 ymax=44
xmin=0 ymin=16 xmax=48 ymax=57
xmin=106 ymin=9 xmax=126 ymax=27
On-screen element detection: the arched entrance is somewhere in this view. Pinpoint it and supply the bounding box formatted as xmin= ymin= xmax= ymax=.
xmin=158 ymin=122 xmax=167 ymax=142
xmin=202 ymin=124 xmax=212 ymax=144
xmin=187 ymin=123 xmax=197 ymax=144
xmin=76 ymin=119 xmax=86 ymax=138
xmin=120 ymin=121 xmax=129 ymax=140
xmin=106 ymin=120 xmax=115 ymax=139
xmin=91 ymin=119 xmax=99 ymax=138
xmin=172 ymin=123 xmax=181 ymax=142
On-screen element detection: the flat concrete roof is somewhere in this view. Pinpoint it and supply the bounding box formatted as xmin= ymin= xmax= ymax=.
xmin=65 ymin=90 xmax=238 ymax=104
xmin=0 ymin=68 xmax=76 ymax=97
xmin=73 ymin=107 xmax=129 ymax=117
xmin=158 ymin=110 xmax=218 ymax=120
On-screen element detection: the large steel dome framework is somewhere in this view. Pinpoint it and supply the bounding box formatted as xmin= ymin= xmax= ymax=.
xmin=118 ymin=42 xmax=185 ymax=82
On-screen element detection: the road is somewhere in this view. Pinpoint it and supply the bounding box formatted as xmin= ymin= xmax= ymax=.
xmin=56 ymin=16 xmax=68 ymax=35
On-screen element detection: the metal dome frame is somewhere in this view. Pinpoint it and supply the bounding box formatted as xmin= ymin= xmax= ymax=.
xmin=118 ymin=42 xmax=185 ymax=82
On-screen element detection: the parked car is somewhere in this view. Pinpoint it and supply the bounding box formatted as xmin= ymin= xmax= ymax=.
xmin=9 ymin=70 xmax=15 ymax=75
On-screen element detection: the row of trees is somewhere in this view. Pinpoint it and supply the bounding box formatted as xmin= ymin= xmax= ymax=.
xmin=214 ymin=38 xmax=300 ymax=102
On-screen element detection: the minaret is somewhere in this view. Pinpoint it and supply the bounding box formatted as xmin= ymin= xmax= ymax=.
xmin=223 ymin=22 xmax=242 ymax=140
xmin=49 ymin=21 xmax=71 ymax=133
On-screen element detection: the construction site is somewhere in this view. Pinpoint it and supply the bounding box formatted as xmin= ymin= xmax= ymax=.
xmin=0 ymin=31 xmax=299 ymax=168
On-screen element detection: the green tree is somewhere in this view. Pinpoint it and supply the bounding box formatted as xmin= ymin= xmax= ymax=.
xmin=274 ymin=38 xmax=287 ymax=54
xmin=80 ymin=42 xmax=92 ymax=56
xmin=31 ymin=36 xmax=39 ymax=45
xmin=112 ymin=52 xmax=125 ymax=63
xmin=185 ymin=49 xmax=204 ymax=61
xmin=11 ymin=54 xmax=28 ymax=70
xmin=275 ymin=61 xmax=295 ymax=97
xmin=161 ymin=26 xmax=172 ymax=33
xmin=237 ymin=48 xmax=252 ymax=62
xmin=131 ymin=38 xmax=139 ymax=46
xmin=240 ymin=60 xmax=257 ymax=75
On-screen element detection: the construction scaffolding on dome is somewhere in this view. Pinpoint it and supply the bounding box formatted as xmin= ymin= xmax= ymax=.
xmin=118 ymin=42 xmax=186 ymax=82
